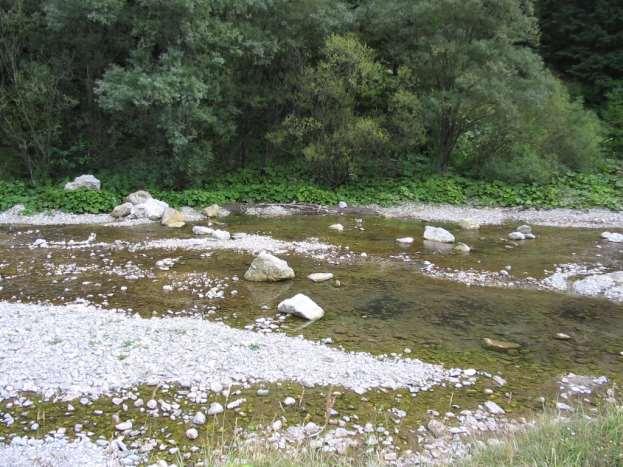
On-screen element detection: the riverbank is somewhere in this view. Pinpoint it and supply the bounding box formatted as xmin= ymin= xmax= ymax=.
xmin=2 ymin=201 xmax=623 ymax=229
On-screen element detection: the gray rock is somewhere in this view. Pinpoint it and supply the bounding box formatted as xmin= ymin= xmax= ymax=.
xmin=329 ymin=223 xmax=344 ymax=232
xmin=459 ymin=218 xmax=480 ymax=230
xmin=508 ymin=232 xmax=526 ymax=241
xmin=185 ymin=428 xmax=198 ymax=440
xmin=115 ymin=420 xmax=132 ymax=431
xmin=517 ymin=225 xmax=532 ymax=235
xmin=192 ymin=412 xmax=206 ymax=425
xmin=111 ymin=203 xmax=133 ymax=219
xmin=427 ymin=419 xmax=447 ymax=437
xmin=203 ymin=204 xmax=230 ymax=218
xmin=125 ymin=190 xmax=152 ymax=205
xmin=423 ymin=226 xmax=455 ymax=243
xmin=601 ymin=231 xmax=623 ymax=243
xmin=453 ymin=242 xmax=471 ymax=253
xmin=133 ymin=198 xmax=169 ymax=220
xmin=64 ymin=175 xmax=101 ymax=191
xmin=278 ymin=294 xmax=324 ymax=321
xmin=396 ymin=237 xmax=415 ymax=245
xmin=307 ymin=272 xmax=334 ymax=283
xmin=338 ymin=201 xmax=348 ymax=209
xmin=207 ymin=402 xmax=224 ymax=416
xmin=483 ymin=401 xmax=505 ymax=415
xmin=244 ymin=252 xmax=295 ymax=282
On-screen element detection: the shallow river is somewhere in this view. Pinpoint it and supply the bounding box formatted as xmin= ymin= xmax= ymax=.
xmin=0 ymin=212 xmax=622 ymax=462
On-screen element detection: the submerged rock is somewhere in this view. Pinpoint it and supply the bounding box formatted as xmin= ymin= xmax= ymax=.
xmin=601 ymin=231 xmax=623 ymax=243
xmin=329 ymin=223 xmax=344 ymax=232
xmin=64 ymin=175 xmax=101 ymax=191
xmin=508 ymin=232 xmax=525 ymax=241
xmin=192 ymin=226 xmax=230 ymax=240
xmin=308 ymin=273 xmax=334 ymax=283
xmin=517 ymin=225 xmax=532 ymax=235
xmin=278 ymin=293 xmax=324 ymax=320
xmin=396 ymin=237 xmax=414 ymax=245
xmin=244 ymin=252 xmax=295 ymax=282
xmin=483 ymin=337 xmax=521 ymax=352
xmin=161 ymin=208 xmax=185 ymax=228
xmin=453 ymin=242 xmax=471 ymax=253
xmin=203 ymin=204 xmax=230 ymax=218
xmin=423 ymin=226 xmax=455 ymax=243
xmin=459 ymin=218 xmax=480 ymax=230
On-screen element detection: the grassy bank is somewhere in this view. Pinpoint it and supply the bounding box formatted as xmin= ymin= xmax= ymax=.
xmin=464 ymin=403 xmax=623 ymax=467
xmin=1 ymin=167 xmax=622 ymax=215
xmin=175 ymin=403 xmax=623 ymax=466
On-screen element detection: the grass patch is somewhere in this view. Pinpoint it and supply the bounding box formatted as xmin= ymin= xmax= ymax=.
xmin=464 ymin=403 xmax=623 ymax=467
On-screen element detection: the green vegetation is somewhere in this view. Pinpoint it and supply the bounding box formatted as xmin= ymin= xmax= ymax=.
xmin=464 ymin=402 xmax=623 ymax=467
xmin=2 ymin=161 xmax=621 ymax=214
xmin=0 ymin=0 xmax=619 ymax=195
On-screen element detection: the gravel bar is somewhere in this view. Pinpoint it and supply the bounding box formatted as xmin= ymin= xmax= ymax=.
xmin=0 ymin=302 xmax=452 ymax=401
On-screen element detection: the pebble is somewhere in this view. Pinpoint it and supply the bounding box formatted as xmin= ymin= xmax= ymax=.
xmin=185 ymin=428 xmax=199 ymax=440
xmin=207 ymin=402 xmax=224 ymax=416
xmin=483 ymin=401 xmax=505 ymax=415
xmin=283 ymin=397 xmax=296 ymax=407
xmin=146 ymin=400 xmax=158 ymax=410
xmin=115 ymin=421 xmax=132 ymax=431
xmin=193 ymin=412 xmax=206 ymax=425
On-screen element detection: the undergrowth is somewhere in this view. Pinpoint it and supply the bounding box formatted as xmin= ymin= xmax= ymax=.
xmin=1 ymin=165 xmax=622 ymax=214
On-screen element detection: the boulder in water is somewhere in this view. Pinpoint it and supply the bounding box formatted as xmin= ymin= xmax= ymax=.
xmin=423 ymin=226 xmax=455 ymax=243
xmin=125 ymin=190 xmax=152 ymax=205
xmin=459 ymin=218 xmax=480 ymax=230
xmin=601 ymin=232 xmax=623 ymax=243
xmin=278 ymin=293 xmax=324 ymax=320
xmin=244 ymin=252 xmax=295 ymax=282
xmin=133 ymin=198 xmax=169 ymax=220
xmin=161 ymin=208 xmax=186 ymax=228
xmin=483 ymin=337 xmax=521 ymax=352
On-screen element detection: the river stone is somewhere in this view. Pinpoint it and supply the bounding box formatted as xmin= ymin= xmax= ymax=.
xmin=308 ymin=273 xmax=334 ymax=283
xmin=517 ymin=225 xmax=532 ymax=235
xmin=459 ymin=218 xmax=480 ymax=230
xmin=133 ymin=198 xmax=169 ymax=220
xmin=508 ymin=231 xmax=526 ymax=241
xmin=278 ymin=294 xmax=324 ymax=320
xmin=111 ymin=203 xmax=133 ymax=218
xmin=329 ymin=223 xmax=344 ymax=232
xmin=483 ymin=337 xmax=521 ymax=352
xmin=555 ymin=333 xmax=571 ymax=340
xmin=64 ymin=174 xmax=101 ymax=191
xmin=192 ymin=227 xmax=231 ymax=240
xmin=207 ymin=402 xmax=224 ymax=416
xmin=244 ymin=252 xmax=295 ymax=282
xmin=161 ymin=208 xmax=185 ymax=228
xmin=186 ymin=428 xmax=198 ymax=440
xmin=483 ymin=401 xmax=505 ymax=415
xmin=427 ymin=419 xmax=447 ymax=438
xmin=203 ymin=204 xmax=230 ymax=218
xmin=601 ymin=231 xmax=623 ymax=243
xmin=193 ymin=412 xmax=206 ymax=425
xmin=396 ymin=237 xmax=414 ymax=245
xmin=125 ymin=190 xmax=152 ymax=205
xmin=453 ymin=242 xmax=471 ymax=253
xmin=338 ymin=201 xmax=348 ymax=209
xmin=115 ymin=421 xmax=132 ymax=431
xmin=423 ymin=226 xmax=455 ymax=243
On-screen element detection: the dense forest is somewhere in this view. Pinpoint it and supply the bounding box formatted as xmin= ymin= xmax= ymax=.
xmin=0 ymin=0 xmax=622 ymax=193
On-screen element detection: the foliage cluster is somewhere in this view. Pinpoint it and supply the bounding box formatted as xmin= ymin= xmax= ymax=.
xmin=0 ymin=0 xmax=613 ymax=190
xmin=2 ymin=161 xmax=621 ymax=214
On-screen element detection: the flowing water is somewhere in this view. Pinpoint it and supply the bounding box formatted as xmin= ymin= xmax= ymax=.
xmin=1 ymin=212 xmax=622 ymax=459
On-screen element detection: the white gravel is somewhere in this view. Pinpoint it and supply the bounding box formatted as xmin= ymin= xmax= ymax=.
xmin=0 ymin=436 xmax=121 ymax=467
xmin=0 ymin=302 xmax=453 ymax=401
xmin=0 ymin=205 xmax=204 ymax=226
xmin=374 ymin=203 xmax=623 ymax=229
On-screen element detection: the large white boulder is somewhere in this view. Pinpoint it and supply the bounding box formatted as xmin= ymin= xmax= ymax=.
xmin=133 ymin=198 xmax=169 ymax=220
xmin=244 ymin=252 xmax=295 ymax=282
xmin=278 ymin=294 xmax=324 ymax=320
xmin=64 ymin=175 xmax=101 ymax=191
xmin=125 ymin=190 xmax=152 ymax=205
xmin=423 ymin=226 xmax=455 ymax=243
xmin=601 ymin=232 xmax=623 ymax=243
xmin=572 ymin=272 xmax=623 ymax=300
